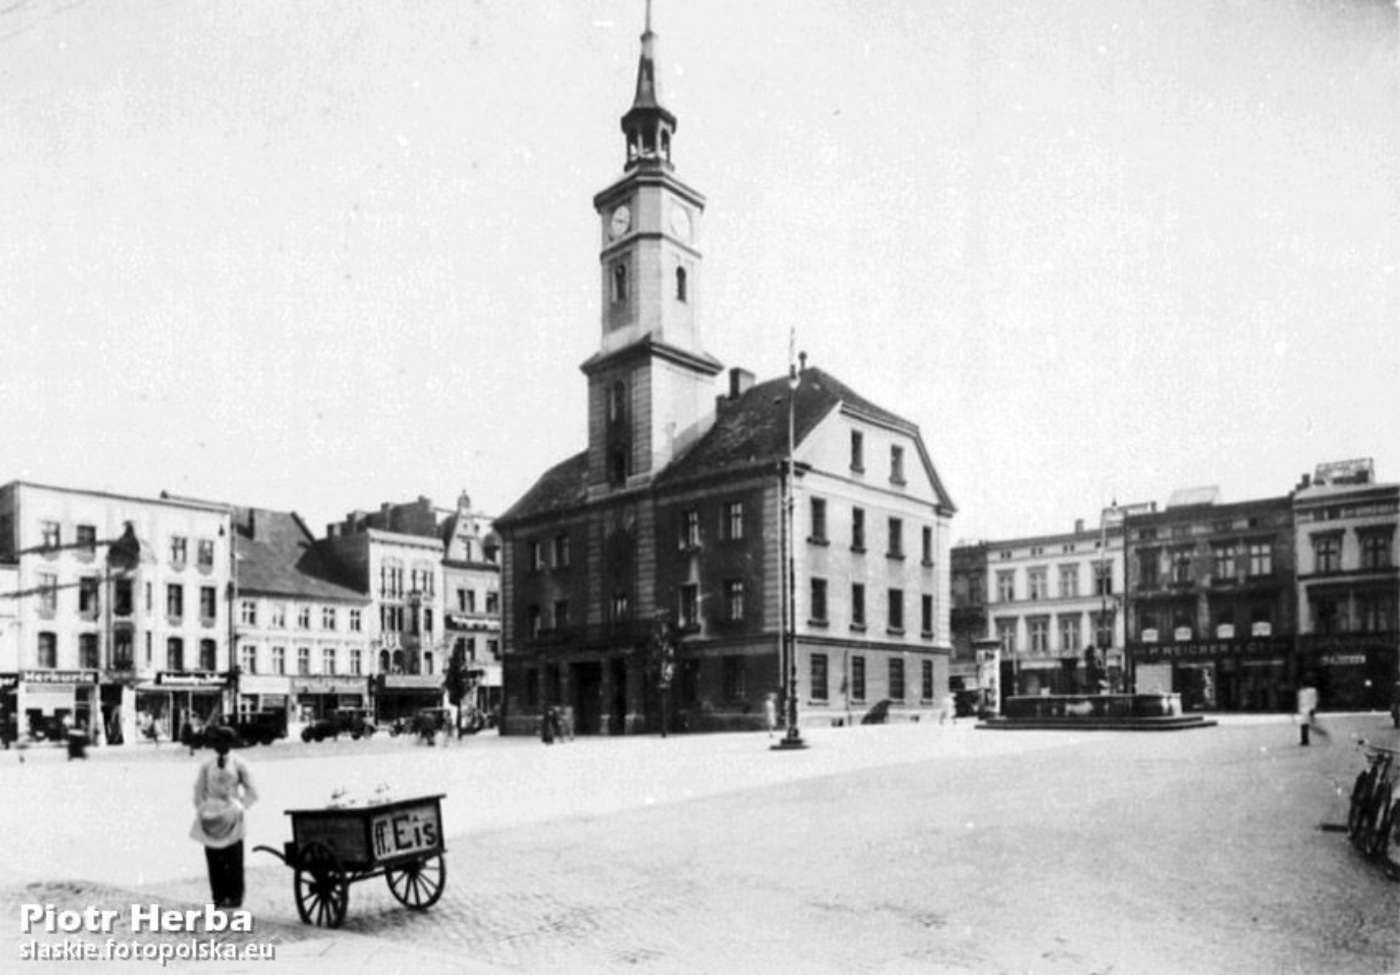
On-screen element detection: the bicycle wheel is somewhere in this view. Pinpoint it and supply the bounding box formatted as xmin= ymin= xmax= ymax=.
xmin=1348 ymin=771 xmax=1372 ymax=845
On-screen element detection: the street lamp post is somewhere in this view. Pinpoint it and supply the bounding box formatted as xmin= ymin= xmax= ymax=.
xmin=773 ymin=350 xmax=807 ymax=751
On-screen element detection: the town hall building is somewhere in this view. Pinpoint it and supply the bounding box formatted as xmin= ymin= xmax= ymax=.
xmin=494 ymin=9 xmax=956 ymax=736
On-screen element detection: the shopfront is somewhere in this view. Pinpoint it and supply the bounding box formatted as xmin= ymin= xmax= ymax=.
xmin=1130 ymin=636 xmax=1295 ymax=712
xmin=376 ymin=673 xmax=445 ymax=723
xmin=235 ymin=673 xmax=292 ymax=724
xmin=18 ymin=669 xmax=100 ymax=740
xmin=137 ymin=671 xmax=227 ymax=742
xmin=291 ymin=676 xmax=371 ymax=724
xmin=1300 ymin=636 xmax=1396 ymax=711
xmin=1 ymin=673 xmax=18 ymax=744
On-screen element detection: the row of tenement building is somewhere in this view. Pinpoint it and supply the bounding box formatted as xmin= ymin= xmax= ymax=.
xmin=949 ymin=458 xmax=1398 ymax=713
xmin=0 ymin=483 xmax=502 ymax=745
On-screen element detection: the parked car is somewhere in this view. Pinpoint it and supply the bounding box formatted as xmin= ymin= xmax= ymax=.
xmin=192 ymin=712 xmax=287 ymax=749
xmin=301 ymin=707 xmax=377 ymax=743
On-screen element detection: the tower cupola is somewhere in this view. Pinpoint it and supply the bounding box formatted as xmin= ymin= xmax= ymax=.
xmin=621 ymin=0 xmax=676 ymax=171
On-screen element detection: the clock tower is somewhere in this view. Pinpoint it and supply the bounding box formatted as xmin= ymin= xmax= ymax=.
xmin=583 ymin=1 xmax=722 ymax=494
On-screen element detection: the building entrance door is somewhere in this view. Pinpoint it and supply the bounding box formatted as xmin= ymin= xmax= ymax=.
xmin=572 ymin=661 xmax=603 ymax=736
xmin=609 ymin=657 xmax=628 ymax=735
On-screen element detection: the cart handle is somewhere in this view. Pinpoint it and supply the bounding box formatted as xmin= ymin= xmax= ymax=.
xmin=252 ymin=844 xmax=288 ymax=866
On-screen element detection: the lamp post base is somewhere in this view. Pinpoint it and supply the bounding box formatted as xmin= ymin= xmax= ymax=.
xmin=770 ymin=729 xmax=808 ymax=751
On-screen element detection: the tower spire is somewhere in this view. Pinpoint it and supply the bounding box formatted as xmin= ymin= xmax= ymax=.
xmin=621 ymin=0 xmax=676 ymax=170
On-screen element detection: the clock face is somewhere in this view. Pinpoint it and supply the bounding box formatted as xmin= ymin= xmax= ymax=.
xmin=609 ymin=205 xmax=631 ymax=239
xmin=669 ymin=205 xmax=691 ymax=241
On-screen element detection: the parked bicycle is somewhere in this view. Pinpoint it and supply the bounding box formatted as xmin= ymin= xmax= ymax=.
xmin=1346 ymin=741 xmax=1400 ymax=875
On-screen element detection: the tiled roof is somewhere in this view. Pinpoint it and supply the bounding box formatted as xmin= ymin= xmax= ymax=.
xmin=234 ymin=508 xmax=367 ymax=602
xmin=496 ymin=451 xmax=590 ymax=526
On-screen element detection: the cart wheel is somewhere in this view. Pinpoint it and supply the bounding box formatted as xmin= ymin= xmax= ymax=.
xmin=385 ymin=854 xmax=446 ymax=911
xmin=1364 ymin=784 xmax=1393 ymax=860
xmin=1384 ymin=799 xmax=1400 ymax=876
xmin=1348 ymin=771 xmax=1372 ymax=845
xmin=294 ymin=841 xmax=348 ymax=928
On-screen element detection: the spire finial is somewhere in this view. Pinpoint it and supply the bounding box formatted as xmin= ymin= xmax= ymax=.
xmin=645 ymin=0 xmax=652 ymax=34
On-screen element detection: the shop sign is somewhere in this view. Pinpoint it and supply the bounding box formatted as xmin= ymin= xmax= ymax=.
xmin=21 ymin=670 xmax=98 ymax=685
xmin=0 ymin=673 xmax=18 ymax=691
xmin=1251 ymin=621 xmax=1272 ymax=637
xmin=292 ymin=677 xmax=369 ymax=695
xmin=1215 ymin=624 xmax=1235 ymax=639
xmin=1321 ymin=653 xmax=1367 ymax=667
xmin=1173 ymin=627 xmax=1193 ymax=642
xmin=1132 ymin=637 xmax=1292 ymax=661
xmin=156 ymin=671 xmax=226 ymax=688
xmin=1141 ymin=629 xmax=1159 ymax=644
xmin=380 ymin=674 xmax=444 ymax=690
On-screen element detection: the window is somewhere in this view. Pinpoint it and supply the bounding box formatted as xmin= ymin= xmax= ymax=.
xmin=349 ymin=609 xmax=362 ymax=632
xmin=37 ymin=632 xmax=57 ymax=668
xmin=1093 ymin=611 xmax=1114 ymax=649
xmin=1313 ymin=597 xmax=1340 ymax=635
xmin=200 ymin=586 xmax=217 ymax=621
xmin=921 ymin=660 xmax=934 ymax=702
xmin=40 ymin=520 xmax=60 ymax=552
xmin=809 ymin=578 xmax=828 ymax=624
xmin=887 ymin=518 xmax=904 ymax=559
xmin=1213 ymin=544 xmax=1238 ymax=582
xmin=240 ymin=644 xmax=257 ymax=674
xmin=610 ymin=449 xmax=628 ymax=486
xmin=1313 ymin=534 xmax=1342 ymax=574
xmin=166 ymin=584 xmax=184 ymax=620
xmin=996 ymin=618 xmax=1017 ymax=654
xmin=724 ymin=501 xmax=744 ymax=540
xmin=1060 ymin=615 xmax=1082 ymax=652
xmin=200 ymin=639 xmax=216 ymax=671
xmin=675 ymin=266 xmax=687 ymax=302
xmin=297 ymin=647 xmax=311 ymax=676
xmin=724 ymin=580 xmax=745 ymax=621
xmin=272 ymin=646 xmax=286 ymax=675
xmin=997 ymin=570 xmax=1015 ymax=603
xmin=1058 ymin=564 xmax=1079 ymax=598
xmin=888 ymin=588 xmax=904 ymax=632
xmin=680 ymin=509 xmax=700 ymax=550
xmin=1028 ymin=617 xmax=1050 ymax=653
xmin=921 ymin=594 xmax=933 ymax=635
xmin=322 ymin=648 xmax=336 ymax=675
xmin=554 ymin=599 xmax=570 ymax=629
xmin=485 ymin=592 xmax=500 ymax=614
xmin=1138 ymin=550 xmax=1160 ymax=589
xmin=114 ymin=579 xmax=133 ymax=617
xmin=240 ymin=600 xmax=257 ymax=626
xmin=722 ymin=656 xmax=746 ymax=701
xmin=322 ymin=607 xmax=337 ymax=630
xmin=531 ymin=541 xmax=546 ymax=571
xmin=851 ymin=507 xmax=865 ymax=551
xmin=1361 ymin=533 xmax=1392 ymax=570
xmin=349 ymin=649 xmax=362 ymax=675
xmin=612 ymin=262 xmax=628 ymax=302
xmin=1247 ymin=541 xmax=1273 ymax=577
xmin=678 ymin=585 xmax=698 ymax=628
xmin=890 ymin=445 xmax=905 ymax=484
xmin=297 ymin=605 xmax=312 ymax=629
xmin=1171 ymin=548 xmax=1193 ymax=585
xmin=553 ymin=534 xmax=571 ymax=568
xmin=76 ymin=524 xmax=97 ymax=558
xmin=608 ymin=381 xmax=626 ymax=424
xmin=112 ymin=631 xmax=133 ymax=669
xmin=38 ymin=572 xmax=57 ymax=615
xmin=851 ymin=656 xmax=866 ymax=701
xmin=167 ymin=637 xmax=184 ymax=671
xmin=380 ymin=559 xmax=404 ymax=597
xmin=889 ymin=658 xmax=905 ymax=700
xmin=610 ymin=592 xmax=630 ymax=622
xmin=79 ymin=576 xmax=100 ymax=617
xmin=921 ymin=526 xmax=933 ymax=565
xmin=809 ymin=498 xmax=827 ymax=543
xmin=810 ymin=653 xmax=829 ymax=702
xmin=851 ymin=583 xmax=866 ymax=628
xmin=197 ymin=538 xmax=215 ymax=570
xmin=1358 ymin=595 xmax=1394 ymax=633
xmin=850 ymin=430 xmax=864 ymax=471
xmin=527 ymin=605 xmax=542 ymax=637
xmin=79 ymin=633 xmax=99 ymax=670
xmin=170 ymin=535 xmax=188 ymax=567
xmin=1027 ymin=568 xmax=1047 ymax=600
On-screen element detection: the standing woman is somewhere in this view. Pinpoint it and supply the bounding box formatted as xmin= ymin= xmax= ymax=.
xmin=190 ymin=726 xmax=258 ymax=908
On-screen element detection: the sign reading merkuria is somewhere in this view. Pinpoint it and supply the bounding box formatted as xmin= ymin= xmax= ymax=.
xmin=21 ymin=670 xmax=98 ymax=685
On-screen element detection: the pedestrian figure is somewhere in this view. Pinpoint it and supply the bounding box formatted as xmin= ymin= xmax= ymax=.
xmin=1296 ymin=678 xmax=1327 ymax=746
xmin=541 ymin=706 xmax=555 ymax=745
xmin=190 ymin=726 xmax=258 ymax=908
xmin=764 ymin=693 xmax=778 ymax=738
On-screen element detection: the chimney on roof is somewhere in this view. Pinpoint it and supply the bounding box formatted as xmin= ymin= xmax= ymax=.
xmin=1074 ymin=518 xmax=1084 ymax=534
xmin=728 ymin=367 xmax=754 ymax=400
xmin=798 ymin=351 xmax=808 ymax=374
xmin=326 ymin=523 xmax=340 ymax=539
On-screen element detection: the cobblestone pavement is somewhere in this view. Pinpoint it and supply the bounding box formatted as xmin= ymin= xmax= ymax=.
xmin=3 ymin=714 xmax=1399 ymax=974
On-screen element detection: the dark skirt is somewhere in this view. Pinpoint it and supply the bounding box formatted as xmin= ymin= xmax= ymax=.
xmin=204 ymin=841 xmax=245 ymax=908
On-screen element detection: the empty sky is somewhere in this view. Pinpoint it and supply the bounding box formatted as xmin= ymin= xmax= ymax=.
xmin=1 ymin=0 xmax=1396 ymax=541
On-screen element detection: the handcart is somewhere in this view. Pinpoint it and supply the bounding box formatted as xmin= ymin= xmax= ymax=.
xmin=254 ymin=794 xmax=446 ymax=927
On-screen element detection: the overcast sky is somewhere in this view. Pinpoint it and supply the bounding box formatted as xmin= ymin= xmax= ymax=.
xmin=2 ymin=0 xmax=1396 ymax=542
